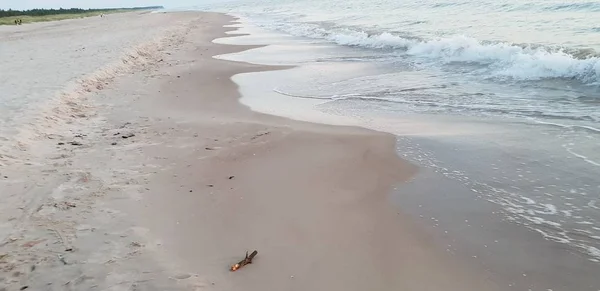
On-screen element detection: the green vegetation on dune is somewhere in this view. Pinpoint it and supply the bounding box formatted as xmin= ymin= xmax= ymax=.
xmin=0 ymin=6 xmax=164 ymax=25
xmin=0 ymin=11 xmax=115 ymax=25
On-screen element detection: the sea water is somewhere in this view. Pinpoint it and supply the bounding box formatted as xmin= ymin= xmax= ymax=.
xmin=186 ymin=0 xmax=600 ymax=269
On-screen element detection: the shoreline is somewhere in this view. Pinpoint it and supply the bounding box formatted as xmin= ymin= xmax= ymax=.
xmin=1 ymin=11 xmax=507 ymax=290
xmin=117 ymin=13 xmax=507 ymax=291
xmin=217 ymin=15 xmax=600 ymax=291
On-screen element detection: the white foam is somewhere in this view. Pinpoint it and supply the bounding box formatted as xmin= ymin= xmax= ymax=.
xmin=530 ymin=119 xmax=600 ymax=133
xmin=524 ymin=216 xmax=561 ymax=227
xmin=538 ymin=204 xmax=558 ymax=215
xmin=564 ymin=147 xmax=600 ymax=167
xmin=260 ymin=22 xmax=600 ymax=83
xmin=584 ymin=246 xmax=600 ymax=261
xmin=521 ymin=196 xmax=536 ymax=205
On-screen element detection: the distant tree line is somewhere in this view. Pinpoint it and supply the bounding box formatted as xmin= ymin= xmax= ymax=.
xmin=0 ymin=6 xmax=164 ymax=17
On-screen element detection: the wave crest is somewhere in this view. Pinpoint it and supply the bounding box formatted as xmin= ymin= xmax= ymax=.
xmin=272 ymin=23 xmax=600 ymax=84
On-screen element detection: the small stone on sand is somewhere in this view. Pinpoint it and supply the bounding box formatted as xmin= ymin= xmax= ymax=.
xmin=174 ymin=274 xmax=191 ymax=280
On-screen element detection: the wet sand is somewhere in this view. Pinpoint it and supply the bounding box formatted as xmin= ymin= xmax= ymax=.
xmin=209 ymin=20 xmax=600 ymax=291
xmin=1 ymin=11 xmax=504 ymax=290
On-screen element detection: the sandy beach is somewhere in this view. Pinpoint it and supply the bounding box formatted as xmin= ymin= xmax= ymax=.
xmin=0 ymin=11 xmax=510 ymax=291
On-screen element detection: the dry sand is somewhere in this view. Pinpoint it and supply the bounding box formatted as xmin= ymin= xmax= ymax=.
xmin=1 ymin=11 xmax=504 ymax=291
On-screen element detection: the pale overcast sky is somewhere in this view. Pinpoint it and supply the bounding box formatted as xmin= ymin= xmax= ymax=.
xmin=1 ymin=0 xmax=222 ymax=10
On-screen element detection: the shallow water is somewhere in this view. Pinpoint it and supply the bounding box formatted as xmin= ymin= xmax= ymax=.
xmin=196 ymin=0 xmax=600 ymax=170
xmin=196 ymin=1 xmax=600 ymax=287
xmin=196 ymin=0 xmax=600 ymax=266
xmin=213 ymin=23 xmax=600 ymax=271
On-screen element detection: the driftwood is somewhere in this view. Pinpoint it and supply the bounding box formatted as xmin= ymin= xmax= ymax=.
xmin=230 ymin=250 xmax=258 ymax=271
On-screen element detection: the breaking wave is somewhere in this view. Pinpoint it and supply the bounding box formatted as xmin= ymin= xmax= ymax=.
xmin=264 ymin=22 xmax=600 ymax=84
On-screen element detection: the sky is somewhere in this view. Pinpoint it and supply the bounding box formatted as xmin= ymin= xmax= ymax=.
xmin=0 ymin=0 xmax=214 ymax=10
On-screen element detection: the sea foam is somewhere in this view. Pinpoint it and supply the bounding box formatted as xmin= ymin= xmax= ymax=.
xmin=264 ymin=22 xmax=600 ymax=84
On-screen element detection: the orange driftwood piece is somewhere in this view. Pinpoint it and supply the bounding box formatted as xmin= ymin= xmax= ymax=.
xmin=230 ymin=250 xmax=258 ymax=271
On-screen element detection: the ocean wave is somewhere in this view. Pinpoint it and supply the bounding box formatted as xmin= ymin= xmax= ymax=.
xmin=273 ymin=87 xmax=600 ymax=124
xmin=497 ymin=1 xmax=600 ymax=12
xmin=268 ymin=23 xmax=600 ymax=84
xmin=430 ymin=2 xmax=469 ymax=8
xmin=404 ymin=20 xmax=428 ymax=26
xmin=543 ymin=2 xmax=600 ymax=12
xmin=529 ymin=119 xmax=600 ymax=133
